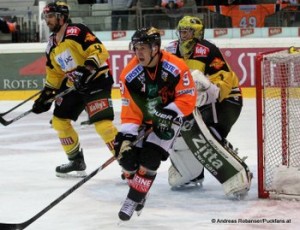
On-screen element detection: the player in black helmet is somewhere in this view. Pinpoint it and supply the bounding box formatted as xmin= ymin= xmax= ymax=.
xmin=32 ymin=1 xmax=118 ymax=178
xmin=114 ymin=26 xmax=196 ymax=221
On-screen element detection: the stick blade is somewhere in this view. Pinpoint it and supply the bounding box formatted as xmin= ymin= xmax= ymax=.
xmin=0 ymin=116 xmax=11 ymax=126
xmin=0 ymin=223 xmax=24 ymax=230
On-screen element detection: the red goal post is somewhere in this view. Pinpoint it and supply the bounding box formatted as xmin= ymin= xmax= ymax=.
xmin=256 ymin=48 xmax=300 ymax=199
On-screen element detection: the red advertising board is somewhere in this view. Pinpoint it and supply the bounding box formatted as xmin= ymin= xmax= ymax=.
xmin=0 ymin=48 xmax=282 ymax=92
xmin=108 ymin=48 xmax=278 ymax=88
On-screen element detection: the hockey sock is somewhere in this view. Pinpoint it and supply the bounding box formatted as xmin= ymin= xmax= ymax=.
xmin=127 ymin=168 xmax=156 ymax=203
xmin=52 ymin=116 xmax=80 ymax=156
xmin=94 ymin=120 xmax=118 ymax=154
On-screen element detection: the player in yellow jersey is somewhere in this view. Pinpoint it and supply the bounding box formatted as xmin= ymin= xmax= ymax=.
xmin=32 ymin=1 xmax=117 ymax=177
xmin=165 ymin=16 xmax=249 ymax=195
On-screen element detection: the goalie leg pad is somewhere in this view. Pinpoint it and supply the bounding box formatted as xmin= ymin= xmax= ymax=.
xmin=180 ymin=109 xmax=253 ymax=197
xmin=223 ymin=169 xmax=253 ymax=198
xmin=168 ymin=136 xmax=204 ymax=187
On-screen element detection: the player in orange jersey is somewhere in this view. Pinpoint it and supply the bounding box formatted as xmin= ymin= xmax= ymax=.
xmin=114 ymin=27 xmax=196 ymax=221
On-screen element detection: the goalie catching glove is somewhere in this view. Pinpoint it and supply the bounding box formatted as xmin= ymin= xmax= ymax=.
xmin=32 ymin=86 xmax=57 ymax=114
xmin=152 ymin=104 xmax=178 ymax=140
xmin=191 ymin=70 xmax=220 ymax=107
xmin=67 ymin=66 xmax=97 ymax=93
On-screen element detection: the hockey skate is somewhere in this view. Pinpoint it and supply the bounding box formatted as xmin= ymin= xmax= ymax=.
xmin=118 ymin=197 xmax=138 ymax=221
xmin=169 ymin=165 xmax=204 ymax=191
xmin=187 ymin=169 xmax=204 ymax=186
xmin=56 ymin=152 xmax=87 ymax=178
xmin=135 ymin=194 xmax=149 ymax=216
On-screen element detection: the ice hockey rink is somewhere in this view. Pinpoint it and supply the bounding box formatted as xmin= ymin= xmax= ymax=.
xmin=1 ymin=98 xmax=300 ymax=230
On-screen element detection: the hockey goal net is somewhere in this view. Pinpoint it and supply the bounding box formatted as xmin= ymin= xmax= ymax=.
xmin=256 ymin=48 xmax=300 ymax=199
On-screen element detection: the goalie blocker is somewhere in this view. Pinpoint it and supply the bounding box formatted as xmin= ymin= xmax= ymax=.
xmin=170 ymin=109 xmax=252 ymax=197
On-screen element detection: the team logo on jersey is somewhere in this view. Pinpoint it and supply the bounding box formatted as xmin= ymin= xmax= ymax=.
xmin=161 ymin=70 xmax=168 ymax=82
xmin=210 ymin=58 xmax=225 ymax=70
xmin=55 ymin=49 xmax=77 ymax=72
xmin=193 ymin=44 xmax=209 ymax=58
xmin=85 ymin=32 xmax=96 ymax=42
xmin=66 ymin=26 xmax=81 ymax=36
xmin=55 ymin=49 xmax=76 ymax=72
xmin=121 ymin=98 xmax=130 ymax=106
xmin=162 ymin=61 xmax=179 ymax=77
xmin=125 ymin=65 xmax=143 ymax=83
xmin=86 ymin=99 xmax=110 ymax=117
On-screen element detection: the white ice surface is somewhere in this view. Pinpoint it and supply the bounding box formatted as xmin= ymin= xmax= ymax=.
xmin=0 ymin=99 xmax=300 ymax=230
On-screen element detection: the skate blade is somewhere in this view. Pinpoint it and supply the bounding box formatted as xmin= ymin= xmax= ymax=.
xmin=56 ymin=170 xmax=87 ymax=178
xmin=171 ymin=181 xmax=203 ymax=191
xmin=136 ymin=208 xmax=143 ymax=216
xmin=233 ymin=190 xmax=249 ymax=200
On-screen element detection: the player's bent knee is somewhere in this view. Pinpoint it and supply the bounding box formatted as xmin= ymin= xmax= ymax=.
xmin=140 ymin=143 xmax=163 ymax=171
xmin=168 ymin=148 xmax=204 ymax=186
xmin=94 ymin=119 xmax=118 ymax=143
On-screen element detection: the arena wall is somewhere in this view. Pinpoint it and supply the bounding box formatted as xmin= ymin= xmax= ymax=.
xmin=0 ymin=37 xmax=299 ymax=100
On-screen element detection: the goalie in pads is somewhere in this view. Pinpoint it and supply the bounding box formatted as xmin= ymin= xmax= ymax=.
xmin=165 ymin=16 xmax=252 ymax=197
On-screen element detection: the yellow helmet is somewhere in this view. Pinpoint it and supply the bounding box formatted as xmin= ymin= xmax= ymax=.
xmin=288 ymin=46 xmax=300 ymax=54
xmin=176 ymin=16 xmax=204 ymax=59
xmin=177 ymin=16 xmax=205 ymax=41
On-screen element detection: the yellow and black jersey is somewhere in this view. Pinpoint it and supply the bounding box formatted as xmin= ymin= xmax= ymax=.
xmin=165 ymin=39 xmax=241 ymax=102
xmin=45 ymin=23 xmax=113 ymax=90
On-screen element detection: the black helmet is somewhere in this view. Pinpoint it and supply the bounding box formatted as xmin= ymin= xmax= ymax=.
xmin=43 ymin=1 xmax=69 ymax=19
xmin=131 ymin=27 xmax=161 ymax=49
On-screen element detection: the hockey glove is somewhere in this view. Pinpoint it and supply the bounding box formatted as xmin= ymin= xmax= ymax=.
xmin=152 ymin=105 xmax=177 ymax=140
xmin=191 ymin=69 xmax=210 ymax=91
xmin=197 ymin=83 xmax=220 ymax=107
xmin=191 ymin=70 xmax=220 ymax=107
xmin=32 ymin=86 xmax=57 ymax=114
xmin=68 ymin=66 xmax=96 ymax=93
xmin=114 ymin=132 xmax=137 ymax=160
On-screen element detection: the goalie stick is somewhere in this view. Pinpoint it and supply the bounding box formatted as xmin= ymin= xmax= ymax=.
xmin=0 ymin=128 xmax=152 ymax=230
xmin=0 ymin=87 xmax=75 ymax=126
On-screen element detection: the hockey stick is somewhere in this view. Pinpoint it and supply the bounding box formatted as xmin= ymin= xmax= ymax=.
xmin=0 ymin=87 xmax=75 ymax=126
xmin=0 ymin=128 xmax=152 ymax=230
xmin=0 ymin=90 xmax=42 ymax=117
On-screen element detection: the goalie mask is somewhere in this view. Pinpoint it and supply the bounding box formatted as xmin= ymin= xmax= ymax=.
xmin=177 ymin=16 xmax=205 ymax=59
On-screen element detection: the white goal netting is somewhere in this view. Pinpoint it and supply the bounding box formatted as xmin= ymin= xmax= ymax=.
xmin=257 ymin=49 xmax=300 ymax=199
